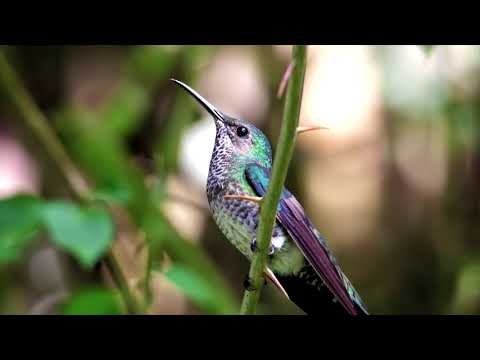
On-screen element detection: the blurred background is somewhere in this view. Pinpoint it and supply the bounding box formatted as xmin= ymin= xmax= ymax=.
xmin=0 ymin=45 xmax=479 ymax=315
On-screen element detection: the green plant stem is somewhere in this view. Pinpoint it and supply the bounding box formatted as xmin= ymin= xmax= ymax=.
xmin=0 ymin=50 xmax=143 ymax=315
xmin=0 ymin=53 xmax=90 ymax=199
xmin=240 ymin=45 xmax=308 ymax=315
xmin=103 ymin=253 xmax=144 ymax=314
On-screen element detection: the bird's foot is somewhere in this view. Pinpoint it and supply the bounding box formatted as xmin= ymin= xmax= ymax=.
xmin=250 ymin=239 xmax=256 ymax=252
xmin=243 ymin=275 xmax=267 ymax=291
xmin=250 ymin=239 xmax=275 ymax=256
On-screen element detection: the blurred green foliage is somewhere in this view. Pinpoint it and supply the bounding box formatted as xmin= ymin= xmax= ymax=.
xmin=0 ymin=45 xmax=238 ymax=315
xmin=164 ymin=264 xmax=234 ymax=315
xmin=420 ymin=45 xmax=435 ymax=56
xmin=0 ymin=195 xmax=114 ymax=268
xmin=0 ymin=45 xmax=479 ymax=315
xmin=42 ymin=202 xmax=114 ymax=268
xmin=0 ymin=196 xmax=43 ymax=264
xmin=62 ymin=288 xmax=122 ymax=315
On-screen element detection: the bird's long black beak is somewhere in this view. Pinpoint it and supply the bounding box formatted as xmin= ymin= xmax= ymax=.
xmin=170 ymin=79 xmax=225 ymax=123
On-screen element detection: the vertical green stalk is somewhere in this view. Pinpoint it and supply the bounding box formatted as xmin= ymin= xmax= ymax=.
xmin=240 ymin=45 xmax=308 ymax=314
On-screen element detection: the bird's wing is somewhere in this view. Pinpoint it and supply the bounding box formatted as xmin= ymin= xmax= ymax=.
xmin=245 ymin=163 xmax=367 ymax=315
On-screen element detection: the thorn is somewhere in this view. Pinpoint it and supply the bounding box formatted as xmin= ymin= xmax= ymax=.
xmin=277 ymin=61 xmax=295 ymax=99
xmin=224 ymin=194 xmax=263 ymax=203
xmin=297 ymin=125 xmax=330 ymax=135
xmin=265 ymin=268 xmax=290 ymax=300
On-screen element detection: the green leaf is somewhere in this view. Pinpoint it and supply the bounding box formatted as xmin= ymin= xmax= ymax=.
xmin=165 ymin=264 xmax=236 ymax=314
xmin=62 ymin=288 xmax=122 ymax=315
xmin=42 ymin=202 xmax=114 ymax=268
xmin=0 ymin=195 xmax=43 ymax=264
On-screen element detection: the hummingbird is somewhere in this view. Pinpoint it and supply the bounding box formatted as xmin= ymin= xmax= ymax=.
xmin=171 ymin=79 xmax=368 ymax=315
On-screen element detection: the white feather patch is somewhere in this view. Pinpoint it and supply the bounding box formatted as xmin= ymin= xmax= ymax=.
xmin=271 ymin=235 xmax=287 ymax=249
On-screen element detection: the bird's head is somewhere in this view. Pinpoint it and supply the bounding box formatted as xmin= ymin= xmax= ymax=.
xmin=171 ymin=79 xmax=272 ymax=168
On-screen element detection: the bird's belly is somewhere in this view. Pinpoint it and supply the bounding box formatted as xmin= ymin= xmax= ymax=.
xmin=211 ymin=206 xmax=254 ymax=258
xmin=210 ymin=197 xmax=305 ymax=276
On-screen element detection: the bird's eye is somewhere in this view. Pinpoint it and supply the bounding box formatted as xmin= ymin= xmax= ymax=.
xmin=236 ymin=126 xmax=249 ymax=138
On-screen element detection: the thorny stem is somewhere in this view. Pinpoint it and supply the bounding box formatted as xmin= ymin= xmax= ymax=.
xmin=240 ymin=45 xmax=308 ymax=315
xmin=0 ymin=50 xmax=143 ymax=315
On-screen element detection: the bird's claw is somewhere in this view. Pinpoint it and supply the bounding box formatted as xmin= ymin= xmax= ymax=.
xmin=243 ymin=275 xmax=267 ymax=291
xmin=250 ymin=239 xmax=257 ymax=253
xmin=243 ymin=276 xmax=256 ymax=291
xmin=268 ymin=246 xmax=275 ymax=256
xmin=250 ymin=239 xmax=275 ymax=256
